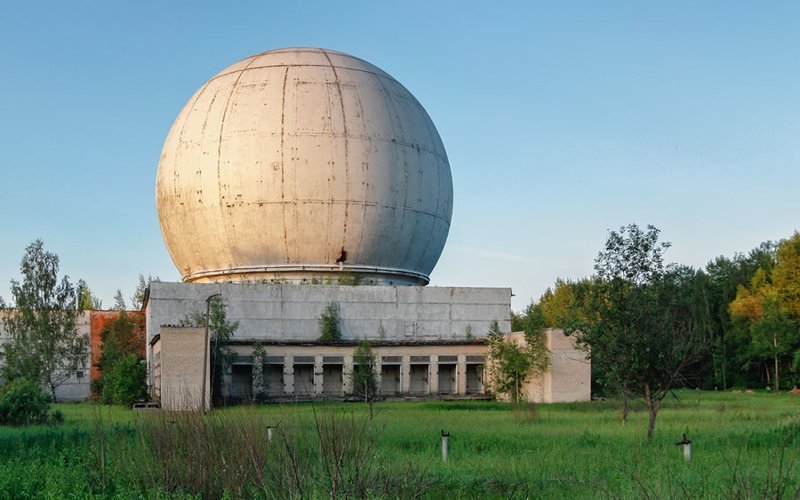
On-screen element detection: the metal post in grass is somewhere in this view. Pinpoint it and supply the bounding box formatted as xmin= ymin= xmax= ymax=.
xmin=441 ymin=429 xmax=450 ymax=462
xmin=202 ymin=293 xmax=221 ymax=414
xmin=676 ymin=433 xmax=692 ymax=462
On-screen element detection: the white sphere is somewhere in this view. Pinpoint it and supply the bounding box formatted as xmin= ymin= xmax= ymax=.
xmin=157 ymin=48 xmax=453 ymax=285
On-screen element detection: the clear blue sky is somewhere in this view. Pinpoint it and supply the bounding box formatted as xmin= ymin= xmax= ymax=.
xmin=1 ymin=1 xmax=798 ymax=311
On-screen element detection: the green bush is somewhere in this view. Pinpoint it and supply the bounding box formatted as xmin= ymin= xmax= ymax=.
xmin=318 ymin=302 xmax=342 ymax=341
xmin=0 ymin=378 xmax=52 ymax=426
xmin=104 ymin=354 xmax=147 ymax=407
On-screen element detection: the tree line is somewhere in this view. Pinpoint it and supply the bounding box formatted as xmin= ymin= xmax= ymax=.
xmin=512 ymin=225 xmax=799 ymax=436
xmin=520 ymin=226 xmax=800 ymax=393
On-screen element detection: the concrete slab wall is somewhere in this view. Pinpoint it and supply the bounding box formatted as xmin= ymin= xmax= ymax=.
xmin=146 ymin=282 xmax=511 ymax=343
xmin=546 ymin=329 xmax=591 ymax=403
xmin=155 ymin=327 xmax=209 ymax=411
xmin=494 ymin=329 xmax=591 ymax=403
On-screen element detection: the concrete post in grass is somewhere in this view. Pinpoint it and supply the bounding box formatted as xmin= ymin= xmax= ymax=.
xmin=441 ymin=429 xmax=450 ymax=462
xmin=676 ymin=433 xmax=692 ymax=462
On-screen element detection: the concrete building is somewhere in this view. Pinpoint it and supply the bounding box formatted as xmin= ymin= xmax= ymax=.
xmin=493 ymin=331 xmax=591 ymax=403
xmin=0 ymin=310 xmax=144 ymax=401
xmin=150 ymin=325 xmax=587 ymax=411
xmin=148 ymin=47 xmax=590 ymax=410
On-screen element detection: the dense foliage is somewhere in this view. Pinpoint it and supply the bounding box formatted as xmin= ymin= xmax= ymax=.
xmin=95 ymin=312 xmax=146 ymax=404
xmin=728 ymin=233 xmax=800 ymax=390
xmin=0 ymin=378 xmax=60 ymax=426
xmin=523 ymin=228 xmax=800 ymax=393
xmin=0 ymin=240 xmax=89 ymax=401
xmin=318 ymin=302 xmax=342 ymax=342
xmin=566 ymin=225 xmax=706 ymax=437
xmin=103 ymin=354 xmax=147 ymax=407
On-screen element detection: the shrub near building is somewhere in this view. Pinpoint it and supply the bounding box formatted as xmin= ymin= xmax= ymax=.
xmin=95 ymin=312 xmax=147 ymax=406
xmin=0 ymin=378 xmax=63 ymax=426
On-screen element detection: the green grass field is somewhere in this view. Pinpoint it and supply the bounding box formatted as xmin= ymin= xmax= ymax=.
xmin=0 ymin=391 xmax=798 ymax=498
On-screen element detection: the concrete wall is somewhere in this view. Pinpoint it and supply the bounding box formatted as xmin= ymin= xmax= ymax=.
xmin=153 ymin=327 xmax=209 ymax=411
xmin=494 ymin=329 xmax=591 ymax=403
xmin=146 ymin=282 xmax=512 ymax=344
xmin=544 ymin=329 xmax=592 ymax=403
xmin=151 ymin=326 xmax=590 ymax=406
xmin=226 ymin=342 xmax=488 ymax=400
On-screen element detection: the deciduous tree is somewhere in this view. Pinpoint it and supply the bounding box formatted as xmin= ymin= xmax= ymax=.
xmin=567 ymin=225 xmax=706 ymax=438
xmin=0 ymin=240 xmax=89 ymax=401
xmin=729 ymin=233 xmax=800 ymax=390
xmin=487 ymin=319 xmax=549 ymax=403
xmin=351 ymin=339 xmax=378 ymax=417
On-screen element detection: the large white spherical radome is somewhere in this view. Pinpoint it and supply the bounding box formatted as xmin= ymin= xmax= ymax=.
xmin=156 ymin=48 xmax=453 ymax=285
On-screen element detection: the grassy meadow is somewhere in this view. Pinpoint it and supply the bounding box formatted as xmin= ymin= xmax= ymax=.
xmin=0 ymin=390 xmax=798 ymax=498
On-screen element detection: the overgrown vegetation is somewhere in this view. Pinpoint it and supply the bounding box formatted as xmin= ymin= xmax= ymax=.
xmin=102 ymin=354 xmax=147 ymax=407
xmin=318 ymin=302 xmax=342 ymax=342
xmin=487 ymin=320 xmax=549 ymax=403
xmin=0 ymin=378 xmax=62 ymax=426
xmin=0 ymin=392 xmax=797 ymax=497
xmin=95 ymin=312 xmax=146 ymax=405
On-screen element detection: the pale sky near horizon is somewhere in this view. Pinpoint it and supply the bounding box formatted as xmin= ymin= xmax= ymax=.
xmin=1 ymin=1 xmax=798 ymax=311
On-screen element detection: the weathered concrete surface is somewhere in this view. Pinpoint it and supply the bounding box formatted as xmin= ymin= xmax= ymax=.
xmin=156 ymin=47 xmax=453 ymax=286
xmin=151 ymin=327 xmax=209 ymax=411
xmin=495 ymin=329 xmax=591 ymax=403
xmin=222 ymin=341 xmax=489 ymax=400
xmin=146 ymin=282 xmax=512 ymax=344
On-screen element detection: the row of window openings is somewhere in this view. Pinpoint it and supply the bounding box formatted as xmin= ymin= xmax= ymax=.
xmin=227 ymin=362 xmax=485 ymax=397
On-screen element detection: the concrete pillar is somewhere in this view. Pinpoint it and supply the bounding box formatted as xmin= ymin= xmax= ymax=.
xmin=456 ymin=355 xmax=467 ymax=395
xmin=313 ymin=355 xmax=324 ymax=396
xmin=429 ymin=355 xmax=439 ymax=394
xmin=283 ymin=355 xmax=294 ymax=395
xmin=401 ymin=355 xmax=411 ymax=394
xmin=342 ymin=355 xmax=354 ymax=394
xmin=222 ymin=369 xmax=232 ymax=401
xmin=374 ymin=355 xmax=383 ymax=392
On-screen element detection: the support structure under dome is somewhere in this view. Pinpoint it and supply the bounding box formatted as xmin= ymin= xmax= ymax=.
xmin=184 ymin=263 xmax=430 ymax=286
